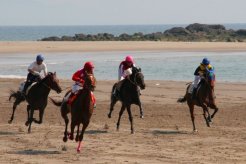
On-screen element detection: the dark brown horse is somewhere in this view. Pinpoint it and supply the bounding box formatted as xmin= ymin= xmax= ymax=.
xmin=177 ymin=70 xmax=219 ymax=132
xmin=9 ymin=72 xmax=62 ymax=133
xmin=108 ymin=67 xmax=145 ymax=134
xmin=50 ymin=73 xmax=96 ymax=152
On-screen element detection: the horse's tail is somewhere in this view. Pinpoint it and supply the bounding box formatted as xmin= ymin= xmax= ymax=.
xmin=49 ymin=97 xmax=62 ymax=107
xmin=9 ymin=90 xmax=25 ymax=104
xmin=177 ymin=95 xmax=187 ymax=103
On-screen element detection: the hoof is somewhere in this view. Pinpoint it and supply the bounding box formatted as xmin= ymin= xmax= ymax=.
xmin=77 ymin=149 xmax=81 ymax=153
xmin=108 ymin=113 xmax=111 ymax=118
xmin=140 ymin=115 xmax=144 ymax=119
xmin=193 ymin=129 xmax=198 ymax=133
xmin=8 ymin=120 xmax=13 ymax=124
xmin=25 ymin=121 xmax=29 ymax=126
xmin=63 ymin=137 xmax=68 ymax=142
xmin=131 ymin=131 xmax=135 ymax=134
xmin=75 ymin=135 xmax=79 ymax=142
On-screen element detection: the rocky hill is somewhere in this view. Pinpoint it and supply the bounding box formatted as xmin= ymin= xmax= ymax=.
xmin=40 ymin=23 xmax=246 ymax=42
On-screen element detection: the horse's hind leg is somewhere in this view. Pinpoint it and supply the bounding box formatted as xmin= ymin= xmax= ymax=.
xmin=8 ymin=100 xmax=19 ymax=124
xmin=126 ymin=105 xmax=134 ymax=134
xmin=108 ymin=95 xmax=118 ymax=118
xmin=117 ymin=105 xmax=126 ymax=131
xmin=77 ymin=122 xmax=89 ymax=153
xmin=188 ymin=103 xmax=197 ymax=132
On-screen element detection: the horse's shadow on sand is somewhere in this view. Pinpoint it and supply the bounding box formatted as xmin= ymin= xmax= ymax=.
xmin=85 ymin=130 xmax=108 ymax=134
xmin=152 ymin=130 xmax=189 ymax=135
xmin=0 ymin=131 xmax=19 ymax=135
xmin=14 ymin=149 xmax=61 ymax=155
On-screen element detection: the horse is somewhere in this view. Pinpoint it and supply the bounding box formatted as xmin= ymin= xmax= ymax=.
xmin=177 ymin=69 xmax=219 ymax=132
xmin=50 ymin=73 xmax=96 ymax=152
xmin=108 ymin=67 xmax=146 ymax=134
xmin=9 ymin=72 xmax=62 ymax=133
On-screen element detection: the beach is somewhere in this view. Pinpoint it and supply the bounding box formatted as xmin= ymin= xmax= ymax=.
xmin=0 ymin=42 xmax=246 ymax=163
xmin=1 ymin=41 xmax=246 ymax=54
xmin=0 ymin=78 xmax=245 ymax=163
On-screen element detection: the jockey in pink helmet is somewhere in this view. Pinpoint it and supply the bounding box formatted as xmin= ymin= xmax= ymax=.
xmin=118 ymin=55 xmax=135 ymax=81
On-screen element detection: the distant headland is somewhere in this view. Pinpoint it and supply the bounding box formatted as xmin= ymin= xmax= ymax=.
xmin=40 ymin=23 xmax=246 ymax=42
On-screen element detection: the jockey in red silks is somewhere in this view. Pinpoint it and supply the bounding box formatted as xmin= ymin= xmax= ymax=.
xmin=64 ymin=61 xmax=95 ymax=105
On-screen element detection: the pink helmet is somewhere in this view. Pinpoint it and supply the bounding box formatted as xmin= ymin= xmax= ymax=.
xmin=125 ymin=55 xmax=134 ymax=63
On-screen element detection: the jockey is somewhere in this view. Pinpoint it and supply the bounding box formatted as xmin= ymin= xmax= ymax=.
xmin=65 ymin=61 xmax=95 ymax=105
xmin=118 ymin=55 xmax=135 ymax=81
xmin=22 ymin=54 xmax=47 ymax=95
xmin=113 ymin=55 xmax=136 ymax=97
xmin=192 ymin=57 xmax=213 ymax=99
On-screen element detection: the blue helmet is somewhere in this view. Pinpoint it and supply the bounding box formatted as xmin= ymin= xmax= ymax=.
xmin=36 ymin=54 xmax=44 ymax=62
xmin=202 ymin=58 xmax=210 ymax=65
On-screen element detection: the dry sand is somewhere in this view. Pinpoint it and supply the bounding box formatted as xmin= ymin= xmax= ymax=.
xmin=1 ymin=41 xmax=246 ymax=54
xmin=0 ymin=78 xmax=245 ymax=163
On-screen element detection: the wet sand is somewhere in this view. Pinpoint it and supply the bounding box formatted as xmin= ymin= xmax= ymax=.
xmin=1 ymin=41 xmax=246 ymax=54
xmin=0 ymin=78 xmax=245 ymax=163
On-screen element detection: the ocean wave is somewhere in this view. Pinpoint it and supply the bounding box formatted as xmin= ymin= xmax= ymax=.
xmin=0 ymin=75 xmax=25 ymax=79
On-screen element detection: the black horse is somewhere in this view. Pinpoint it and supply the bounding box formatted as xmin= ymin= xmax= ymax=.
xmin=108 ymin=67 xmax=145 ymax=134
xmin=9 ymin=72 xmax=62 ymax=133
xmin=177 ymin=69 xmax=218 ymax=132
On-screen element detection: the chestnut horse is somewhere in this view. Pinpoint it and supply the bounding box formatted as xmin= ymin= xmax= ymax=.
xmin=108 ymin=67 xmax=145 ymax=134
xmin=9 ymin=72 xmax=62 ymax=133
xmin=50 ymin=73 xmax=96 ymax=152
xmin=177 ymin=69 xmax=219 ymax=132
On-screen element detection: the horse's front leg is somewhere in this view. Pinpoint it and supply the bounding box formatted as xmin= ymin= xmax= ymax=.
xmin=108 ymin=94 xmax=118 ymax=118
xmin=33 ymin=107 xmax=45 ymax=124
xmin=137 ymin=98 xmax=144 ymax=119
xmin=201 ymin=104 xmax=210 ymax=127
xmin=28 ymin=108 xmax=35 ymax=133
xmin=117 ymin=104 xmax=126 ymax=131
xmin=25 ymin=105 xmax=31 ymax=126
xmin=69 ymin=121 xmax=76 ymax=140
xmin=126 ymin=105 xmax=134 ymax=134
xmin=75 ymin=124 xmax=80 ymax=142
xmin=77 ymin=122 xmax=89 ymax=153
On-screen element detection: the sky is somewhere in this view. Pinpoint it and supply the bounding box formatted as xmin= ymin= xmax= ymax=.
xmin=0 ymin=0 xmax=246 ymax=26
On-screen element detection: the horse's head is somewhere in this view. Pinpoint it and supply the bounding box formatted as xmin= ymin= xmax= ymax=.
xmin=43 ymin=72 xmax=62 ymax=93
xmin=83 ymin=72 xmax=96 ymax=91
xmin=205 ymin=67 xmax=215 ymax=87
xmin=130 ymin=67 xmax=145 ymax=90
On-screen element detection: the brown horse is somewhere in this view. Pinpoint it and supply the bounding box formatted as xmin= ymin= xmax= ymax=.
xmin=108 ymin=67 xmax=145 ymax=134
xmin=50 ymin=73 xmax=96 ymax=152
xmin=9 ymin=72 xmax=62 ymax=133
xmin=177 ymin=70 xmax=219 ymax=132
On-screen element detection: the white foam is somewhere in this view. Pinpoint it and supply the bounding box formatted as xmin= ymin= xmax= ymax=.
xmin=0 ymin=75 xmax=25 ymax=79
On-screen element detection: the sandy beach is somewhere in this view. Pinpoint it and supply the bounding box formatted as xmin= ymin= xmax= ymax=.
xmin=0 ymin=42 xmax=246 ymax=163
xmin=0 ymin=78 xmax=245 ymax=163
xmin=1 ymin=41 xmax=246 ymax=54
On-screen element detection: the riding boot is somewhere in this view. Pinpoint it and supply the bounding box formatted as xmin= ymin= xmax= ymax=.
xmin=192 ymin=88 xmax=197 ymax=100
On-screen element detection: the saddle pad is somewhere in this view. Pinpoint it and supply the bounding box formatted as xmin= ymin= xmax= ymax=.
xmin=26 ymin=82 xmax=37 ymax=95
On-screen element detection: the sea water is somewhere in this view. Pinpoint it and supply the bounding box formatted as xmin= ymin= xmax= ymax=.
xmin=0 ymin=51 xmax=246 ymax=82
